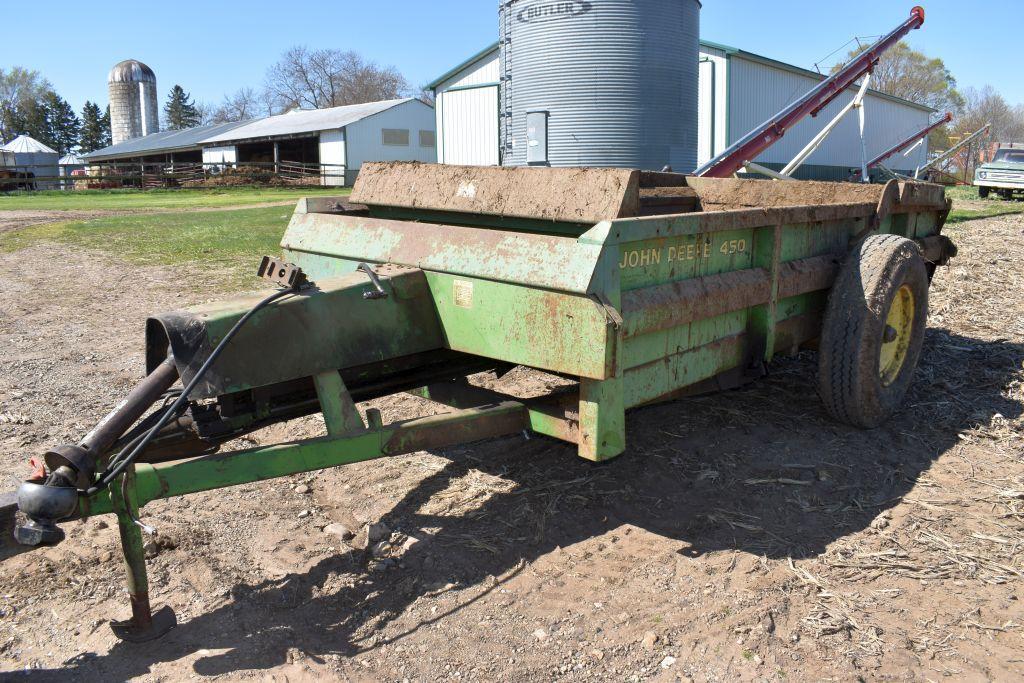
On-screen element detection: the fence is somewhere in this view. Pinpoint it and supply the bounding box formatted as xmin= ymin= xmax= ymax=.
xmin=0 ymin=161 xmax=348 ymax=190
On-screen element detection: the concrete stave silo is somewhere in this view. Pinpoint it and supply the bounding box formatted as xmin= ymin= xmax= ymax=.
xmin=499 ymin=0 xmax=701 ymax=172
xmin=108 ymin=59 xmax=160 ymax=145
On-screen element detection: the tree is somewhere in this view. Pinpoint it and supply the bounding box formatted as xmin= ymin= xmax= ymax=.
xmin=43 ymin=92 xmax=79 ymax=154
xmin=100 ymin=105 xmax=112 ymax=147
xmin=163 ymin=85 xmax=201 ymax=130
xmin=0 ymin=66 xmax=53 ymax=141
xmin=211 ymin=87 xmax=266 ymax=123
xmin=79 ymin=101 xmax=109 ymax=152
xmin=834 ymin=42 xmax=963 ymax=148
xmin=264 ymin=47 xmax=409 ymax=112
xmin=958 ymin=86 xmax=1024 ymax=143
xmin=6 ymin=98 xmax=47 ymax=143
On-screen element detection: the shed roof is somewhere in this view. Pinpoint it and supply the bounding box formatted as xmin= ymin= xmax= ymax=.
xmin=201 ymin=98 xmax=417 ymax=144
xmin=82 ymin=120 xmax=253 ymax=160
xmin=1 ymin=135 xmax=58 ymax=155
xmin=83 ymin=98 xmax=429 ymax=161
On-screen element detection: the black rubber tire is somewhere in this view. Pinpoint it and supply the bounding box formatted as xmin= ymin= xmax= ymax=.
xmin=978 ymin=186 xmax=990 ymax=199
xmin=818 ymin=234 xmax=929 ymax=429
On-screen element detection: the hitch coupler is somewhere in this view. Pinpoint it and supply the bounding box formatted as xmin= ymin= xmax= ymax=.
xmin=13 ymin=358 xmax=179 ymax=547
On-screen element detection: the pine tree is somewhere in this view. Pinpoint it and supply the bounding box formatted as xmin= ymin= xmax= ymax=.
xmin=43 ymin=92 xmax=79 ymax=154
xmin=100 ymin=105 xmax=112 ymax=148
xmin=163 ymin=85 xmax=201 ymax=130
xmin=79 ymin=101 xmax=106 ymax=152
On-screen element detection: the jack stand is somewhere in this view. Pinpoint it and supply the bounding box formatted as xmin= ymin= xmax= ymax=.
xmin=109 ymin=466 xmax=177 ymax=642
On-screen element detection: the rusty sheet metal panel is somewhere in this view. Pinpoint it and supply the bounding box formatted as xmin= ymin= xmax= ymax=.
xmin=282 ymin=212 xmax=606 ymax=295
xmin=621 ymin=268 xmax=771 ymax=338
xmin=623 ymin=335 xmax=746 ymax=407
xmin=423 ymin=272 xmax=616 ymax=381
xmin=351 ymin=162 xmax=641 ymax=223
xmin=146 ymin=268 xmax=444 ymax=399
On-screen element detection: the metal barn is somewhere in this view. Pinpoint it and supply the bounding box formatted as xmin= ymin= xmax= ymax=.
xmin=431 ymin=42 xmax=934 ymax=179
xmin=83 ymin=98 xmax=437 ymax=186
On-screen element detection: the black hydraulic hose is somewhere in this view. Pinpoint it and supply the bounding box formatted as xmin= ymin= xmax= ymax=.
xmin=82 ymin=286 xmax=298 ymax=496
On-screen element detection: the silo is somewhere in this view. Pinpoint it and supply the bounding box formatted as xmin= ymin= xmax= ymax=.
xmin=499 ymin=0 xmax=700 ymax=171
xmin=108 ymin=59 xmax=160 ymax=145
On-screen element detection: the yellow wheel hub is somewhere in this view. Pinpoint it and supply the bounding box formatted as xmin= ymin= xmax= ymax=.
xmin=879 ymin=284 xmax=915 ymax=386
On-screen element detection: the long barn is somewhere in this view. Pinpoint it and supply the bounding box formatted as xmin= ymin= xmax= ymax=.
xmin=82 ymin=98 xmax=436 ymax=186
xmin=431 ymin=41 xmax=935 ymax=180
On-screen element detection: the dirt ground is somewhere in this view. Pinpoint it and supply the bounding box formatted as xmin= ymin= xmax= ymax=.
xmin=0 ymin=209 xmax=1021 ymax=682
xmin=0 ymin=211 xmax=124 ymax=235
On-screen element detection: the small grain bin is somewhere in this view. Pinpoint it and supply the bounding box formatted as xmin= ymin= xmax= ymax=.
xmin=0 ymin=135 xmax=60 ymax=190
xmin=499 ymin=0 xmax=701 ymax=171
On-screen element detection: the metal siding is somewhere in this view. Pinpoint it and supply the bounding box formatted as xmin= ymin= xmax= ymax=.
xmin=438 ymin=54 xmax=500 ymax=90
xmin=728 ymin=56 xmax=931 ymax=172
xmin=440 ymin=86 xmax=499 ymax=166
xmin=697 ymin=46 xmax=729 ymax=168
xmin=434 ymin=41 xmax=931 ymax=176
xmin=344 ymin=101 xmax=438 ymax=183
xmin=318 ymin=130 xmax=347 ymax=186
xmin=500 ymin=0 xmax=701 ymax=171
xmin=202 ymin=146 xmax=238 ymax=165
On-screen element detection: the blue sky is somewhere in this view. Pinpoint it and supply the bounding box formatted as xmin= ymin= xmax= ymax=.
xmin=7 ymin=1 xmax=1020 ymax=115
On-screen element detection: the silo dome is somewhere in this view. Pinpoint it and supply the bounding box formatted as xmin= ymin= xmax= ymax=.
xmin=108 ymin=59 xmax=157 ymax=84
xmin=107 ymin=59 xmax=160 ymax=145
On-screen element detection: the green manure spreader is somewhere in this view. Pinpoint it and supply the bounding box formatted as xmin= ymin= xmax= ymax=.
xmin=4 ymin=162 xmax=955 ymax=640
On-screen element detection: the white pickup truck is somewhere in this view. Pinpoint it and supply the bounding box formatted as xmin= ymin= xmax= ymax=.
xmin=975 ymin=143 xmax=1024 ymax=199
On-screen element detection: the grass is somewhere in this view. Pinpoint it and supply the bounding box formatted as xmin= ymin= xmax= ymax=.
xmin=947 ymin=200 xmax=1024 ymax=225
xmin=0 ymin=185 xmax=349 ymax=211
xmin=942 ymin=183 xmax=1024 ymax=225
xmin=1 ymin=206 xmax=293 ymax=288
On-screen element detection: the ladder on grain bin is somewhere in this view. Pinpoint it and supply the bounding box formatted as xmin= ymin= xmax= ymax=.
xmin=694 ymin=6 xmax=927 ymax=180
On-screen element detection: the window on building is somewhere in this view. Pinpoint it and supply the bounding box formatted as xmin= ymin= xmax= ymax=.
xmin=419 ymin=130 xmax=437 ymax=148
xmin=382 ymin=128 xmax=410 ymax=146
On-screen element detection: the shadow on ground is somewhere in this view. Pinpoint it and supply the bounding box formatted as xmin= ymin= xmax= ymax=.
xmin=16 ymin=329 xmax=1024 ymax=680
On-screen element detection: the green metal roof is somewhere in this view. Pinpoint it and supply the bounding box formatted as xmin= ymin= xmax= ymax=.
xmin=431 ymin=39 xmax=933 ymax=113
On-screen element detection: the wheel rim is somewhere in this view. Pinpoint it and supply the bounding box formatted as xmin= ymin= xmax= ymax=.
xmin=879 ymin=284 xmax=915 ymax=387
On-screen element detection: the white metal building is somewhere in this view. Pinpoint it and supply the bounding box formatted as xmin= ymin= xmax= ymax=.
xmin=83 ymin=98 xmax=437 ymax=186
xmin=431 ymin=42 xmax=935 ymax=179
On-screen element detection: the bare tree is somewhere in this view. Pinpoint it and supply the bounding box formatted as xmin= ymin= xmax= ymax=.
xmin=211 ymin=87 xmax=263 ymax=123
xmin=264 ymin=46 xmax=410 ymax=112
xmin=958 ymin=86 xmax=1024 ymax=144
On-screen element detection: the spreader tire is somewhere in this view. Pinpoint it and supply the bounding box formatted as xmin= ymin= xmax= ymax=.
xmin=818 ymin=234 xmax=929 ymax=428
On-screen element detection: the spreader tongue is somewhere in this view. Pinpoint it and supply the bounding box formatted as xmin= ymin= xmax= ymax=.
xmin=9 ymin=357 xmax=181 ymax=548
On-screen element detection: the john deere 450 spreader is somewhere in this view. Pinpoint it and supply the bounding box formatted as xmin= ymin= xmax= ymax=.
xmin=3 ymin=162 xmax=954 ymax=640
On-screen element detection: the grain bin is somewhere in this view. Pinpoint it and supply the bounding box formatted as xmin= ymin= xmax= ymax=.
xmin=0 ymin=134 xmax=59 ymax=189
xmin=108 ymin=59 xmax=160 ymax=145
xmin=499 ymin=0 xmax=700 ymax=171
